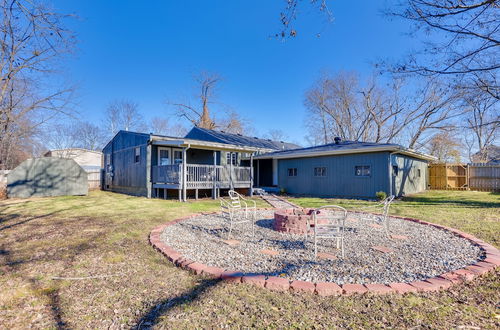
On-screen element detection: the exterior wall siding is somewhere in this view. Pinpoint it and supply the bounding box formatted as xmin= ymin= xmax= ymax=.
xmin=277 ymin=152 xmax=390 ymax=198
xmin=102 ymin=131 xmax=149 ymax=197
xmin=391 ymin=154 xmax=428 ymax=196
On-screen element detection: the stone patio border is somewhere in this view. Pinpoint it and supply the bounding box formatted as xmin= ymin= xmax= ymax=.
xmin=149 ymin=208 xmax=500 ymax=296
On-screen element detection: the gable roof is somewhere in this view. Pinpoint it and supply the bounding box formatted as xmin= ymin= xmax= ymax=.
xmin=184 ymin=126 xmax=300 ymax=151
xmin=254 ymin=140 xmax=436 ymax=161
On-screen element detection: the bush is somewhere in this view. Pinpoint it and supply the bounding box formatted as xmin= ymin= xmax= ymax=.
xmin=0 ymin=184 xmax=6 ymax=200
xmin=375 ymin=191 xmax=387 ymax=201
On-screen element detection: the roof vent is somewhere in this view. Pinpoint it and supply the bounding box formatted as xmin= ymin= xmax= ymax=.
xmin=334 ymin=137 xmax=342 ymax=144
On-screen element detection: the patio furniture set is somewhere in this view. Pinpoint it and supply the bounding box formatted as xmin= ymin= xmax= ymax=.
xmin=220 ymin=191 xmax=395 ymax=260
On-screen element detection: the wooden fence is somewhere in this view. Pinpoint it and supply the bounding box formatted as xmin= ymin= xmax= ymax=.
xmin=86 ymin=169 xmax=101 ymax=190
xmin=428 ymin=163 xmax=499 ymax=192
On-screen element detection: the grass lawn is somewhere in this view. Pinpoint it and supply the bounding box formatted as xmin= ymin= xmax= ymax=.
xmin=0 ymin=190 xmax=499 ymax=328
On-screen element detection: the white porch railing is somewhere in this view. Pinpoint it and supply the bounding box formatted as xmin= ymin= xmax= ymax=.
xmin=152 ymin=164 xmax=252 ymax=189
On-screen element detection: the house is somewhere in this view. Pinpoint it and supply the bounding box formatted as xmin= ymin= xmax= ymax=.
xmin=101 ymin=128 xmax=298 ymax=201
xmin=102 ymin=128 xmax=435 ymax=200
xmin=44 ymin=148 xmax=103 ymax=189
xmin=44 ymin=148 xmax=103 ymax=172
xmin=253 ymin=138 xmax=436 ymax=198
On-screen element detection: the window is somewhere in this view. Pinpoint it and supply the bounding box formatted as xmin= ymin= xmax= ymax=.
xmin=288 ymin=168 xmax=298 ymax=177
xmin=134 ymin=147 xmax=140 ymax=163
xmin=173 ymin=150 xmax=183 ymax=165
xmin=314 ymin=167 xmax=327 ymax=177
xmin=392 ymin=165 xmax=399 ymax=176
xmin=106 ymin=154 xmax=110 ymax=166
xmin=417 ymin=169 xmax=421 ymax=178
xmin=226 ymin=152 xmax=237 ymax=165
xmin=158 ymin=148 xmax=170 ymax=166
xmin=355 ymin=165 xmax=371 ymax=177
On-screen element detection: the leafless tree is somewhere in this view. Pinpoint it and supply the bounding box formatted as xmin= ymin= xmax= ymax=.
xmin=426 ymin=131 xmax=462 ymax=163
xmin=170 ymin=72 xmax=219 ymax=129
xmin=75 ymin=122 xmax=106 ymax=151
xmin=0 ymin=0 xmax=76 ymax=170
xmin=304 ymin=71 xmax=461 ymax=149
xmin=265 ymin=129 xmax=289 ymax=142
xmin=149 ymin=117 xmax=188 ymax=137
xmin=388 ymin=0 xmax=499 ymax=99
xmin=169 ymin=72 xmax=253 ymax=134
xmin=103 ymin=99 xmax=146 ymax=138
xmin=278 ymin=0 xmax=333 ymax=38
xmin=463 ymin=93 xmax=499 ymax=161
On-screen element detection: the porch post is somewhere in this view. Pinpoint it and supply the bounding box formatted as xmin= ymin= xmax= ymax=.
xmin=212 ymin=150 xmax=217 ymax=199
xmin=146 ymin=142 xmax=152 ymax=198
xmin=250 ymin=153 xmax=254 ymax=196
xmin=229 ymin=154 xmax=233 ymax=190
xmin=182 ymin=148 xmax=187 ymax=202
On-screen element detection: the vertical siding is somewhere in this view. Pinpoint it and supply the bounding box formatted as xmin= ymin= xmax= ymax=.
xmin=391 ymin=154 xmax=428 ymax=196
xmin=102 ymin=131 xmax=149 ymax=196
xmin=277 ymin=152 xmax=390 ymax=198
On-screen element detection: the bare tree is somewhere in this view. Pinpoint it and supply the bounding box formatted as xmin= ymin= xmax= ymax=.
xmin=304 ymin=71 xmax=461 ymax=149
xmin=149 ymin=117 xmax=188 ymax=137
xmin=103 ymin=100 xmax=146 ymax=138
xmin=389 ymin=0 xmax=499 ymax=99
xmin=278 ymin=0 xmax=333 ymax=38
xmin=463 ymin=93 xmax=499 ymax=161
xmin=169 ymin=72 xmax=253 ymax=134
xmin=170 ymin=72 xmax=219 ymax=129
xmin=265 ymin=129 xmax=289 ymax=142
xmin=75 ymin=122 xmax=106 ymax=151
xmin=0 ymin=0 xmax=76 ymax=169
xmin=426 ymin=131 xmax=462 ymax=163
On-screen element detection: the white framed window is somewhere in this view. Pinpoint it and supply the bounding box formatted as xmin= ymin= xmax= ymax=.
xmin=287 ymin=168 xmax=298 ymax=177
xmin=134 ymin=147 xmax=140 ymax=163
xmin=172 ymin=149 xmax=183 ymax=165
xmin=158 ymin=148 xmax=170 ymax=166
xmin=106 ymin=154 xmax=110 ymax=166
xmin=226 ymin=152 xmax=237 ymax=165
xmin=314 ymin=167 xmax=327 ymax=177
xmin=355 ymin=165 xmax=371 ymax=177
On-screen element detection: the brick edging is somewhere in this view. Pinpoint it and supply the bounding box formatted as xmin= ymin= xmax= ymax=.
xmin=149 ymin=209 xmax=500 ymax=296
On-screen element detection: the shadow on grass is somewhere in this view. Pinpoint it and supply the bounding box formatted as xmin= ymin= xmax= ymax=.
xmin=402 ymin=195 xmax=500 ymax=208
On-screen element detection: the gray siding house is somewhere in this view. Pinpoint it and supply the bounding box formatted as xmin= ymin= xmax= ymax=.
xmin=254 ymin=140 xmax=434 ymax=198
xmin=102 ymin=127 xmax=434 ymax=200
xmin=102 ymin=127 xmax=296 ymax=200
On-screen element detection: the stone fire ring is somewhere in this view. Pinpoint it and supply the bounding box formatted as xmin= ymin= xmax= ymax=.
xmin=149 ymin=208 xmax=500 ymax=296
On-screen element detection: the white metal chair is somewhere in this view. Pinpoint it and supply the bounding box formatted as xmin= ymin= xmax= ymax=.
xmin=219 ymin=190 xmax=256 ymax=238
xmin=359 ymin=195 xmax=395 ymax=237
xmin=308 ymin=205 xmax=347 ymax=260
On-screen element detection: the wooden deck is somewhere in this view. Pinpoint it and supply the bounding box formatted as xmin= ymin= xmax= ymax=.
xmin=152 ymin=164 xmax=252 ymax=190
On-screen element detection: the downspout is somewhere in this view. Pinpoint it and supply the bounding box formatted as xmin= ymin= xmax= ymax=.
xmin=388 ymin=152 xmax=395 ymax=197
xmin=182 ymin=143 xmax=190 ymax=202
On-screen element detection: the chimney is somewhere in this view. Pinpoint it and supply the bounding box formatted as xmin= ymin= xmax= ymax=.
xmin=334 ymin=137 xmax=342 ymax=144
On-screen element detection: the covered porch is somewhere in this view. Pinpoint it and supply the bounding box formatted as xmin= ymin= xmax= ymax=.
xmin=147 ymin=134 xmax=269 ymax=201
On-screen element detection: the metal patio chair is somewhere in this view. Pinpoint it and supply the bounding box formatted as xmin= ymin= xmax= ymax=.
xmin=359 ymin=195 xmax=395 ymax=237
xmin=219 ymin=190 xmax=256 ymax=239
xmin=307 ymin=205 xmax=347 ymax=260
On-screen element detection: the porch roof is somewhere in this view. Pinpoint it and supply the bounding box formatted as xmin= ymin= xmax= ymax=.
xmin=150 ymin=135 xmax=267 ymax=153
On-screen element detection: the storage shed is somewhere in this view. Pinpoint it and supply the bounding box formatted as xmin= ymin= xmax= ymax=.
xmin=7 ymin=158 xmax=88 ymax=198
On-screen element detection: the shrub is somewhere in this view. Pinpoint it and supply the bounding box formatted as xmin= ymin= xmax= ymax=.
xmin=375 ymin=191 xmax=387 ymax=201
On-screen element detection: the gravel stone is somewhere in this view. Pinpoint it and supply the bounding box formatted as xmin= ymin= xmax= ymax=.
xmin=160 ymin=210 xmax=484 ymax=284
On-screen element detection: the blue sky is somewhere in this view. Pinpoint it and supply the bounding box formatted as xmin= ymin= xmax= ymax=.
xmin=53 ymin=0 xmax=414 ymax=145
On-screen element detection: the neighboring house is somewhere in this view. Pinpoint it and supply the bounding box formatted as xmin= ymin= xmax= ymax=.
xmin=471 ymin=145 xmax=500 ymax=164
xmin=102 ymin=128 xmax=435 ymax=200
xmin=44 ymin=148 xmax=103 ymax=170
xmin=253 ymin=138 xmax=436 ymax=198
xmin=44 ymin=148 xmax=103 ymax=189
xmin=102 ymin=128 xmax=297 ymax=201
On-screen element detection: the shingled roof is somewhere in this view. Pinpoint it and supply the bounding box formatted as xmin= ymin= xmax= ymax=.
xmin=184 ymin=126 xmax=301 ymax=151
xmin=254 ymin=140 xmax=436 ymax=161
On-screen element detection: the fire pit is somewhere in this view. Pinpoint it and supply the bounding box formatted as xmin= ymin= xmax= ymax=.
xmin=273 ymin=208 xmax=325 ymax=235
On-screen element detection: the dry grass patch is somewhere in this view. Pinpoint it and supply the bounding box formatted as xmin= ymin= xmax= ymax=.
xmin=0 ymin=190 xmax=499 ymax=328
